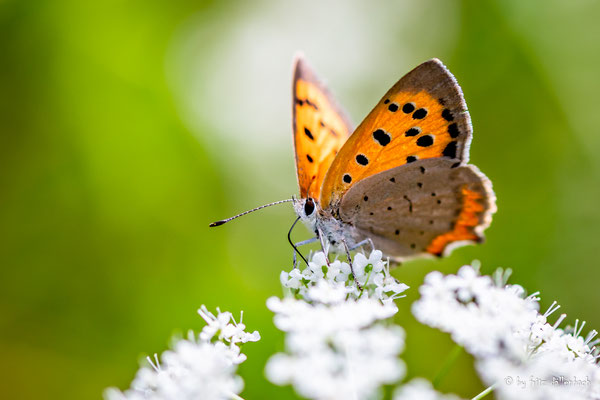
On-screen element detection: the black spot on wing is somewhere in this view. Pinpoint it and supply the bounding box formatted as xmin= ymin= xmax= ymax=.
xmin=402 ymin=102 xmax=415 ymax=113
xmin=403 ymin=195 xmax=413 ymax=213
xmin=405 ymin=127 xmax=421 ymax=137
xmin=448 ymin=123 xmax=460 ymax=138
xmin=296 ymin=97 xmax=318 ymax=110
xmin=304 ymin=127 xmax=314 ymax=140
xmin=442 ymin=109 xmax=454 ymax=121
xmin=416 ymin=135 xmax=434 ymax=147
xmin=355 ymin=154 xmax=369 ymax=166
xmin=305 ymin=98 xmax=318 ymax=110
xmin=413 ymin=108 xmax=428 ymax=119
xmin=443 ymin=141 xmax=457 ymax=158
xmin=373 ymin=129 xmax=391 ymax=146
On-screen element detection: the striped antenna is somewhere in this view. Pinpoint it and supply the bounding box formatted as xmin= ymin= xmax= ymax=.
xmin=209 ymin=199 xmax=294 ymax=227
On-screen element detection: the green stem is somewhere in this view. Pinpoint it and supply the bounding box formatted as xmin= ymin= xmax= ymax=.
xmin=227 ymin=392 xmax=246 ymax=400
xmin=357 ymin=268 xmax=372 ymax=299
xmin=471 ymin=384 xmax=495 ymax=400
xmin=432 ymin=344 xmax=463 ymax=388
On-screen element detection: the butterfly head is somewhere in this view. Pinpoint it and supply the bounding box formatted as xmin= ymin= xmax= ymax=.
xmin=293 ymin=197 xmax=319 ymax=230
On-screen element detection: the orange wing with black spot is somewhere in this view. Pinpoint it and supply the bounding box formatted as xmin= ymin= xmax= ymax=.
xmin=293 ymin=56 xmax=353 ymax=200
xmin=320 ymin=59 xmax=472 ymax=208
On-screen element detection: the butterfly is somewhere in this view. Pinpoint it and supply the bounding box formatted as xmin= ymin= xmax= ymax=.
xmin=211 ymin=55 xmax=496 ymax=263
xmin=289 ymin=55 xmax=495 ymax=262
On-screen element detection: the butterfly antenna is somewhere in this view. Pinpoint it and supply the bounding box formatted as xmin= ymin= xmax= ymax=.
xmin=288 ymin=216 xmax=309 ymax=266
xmin=209 ymin=199 xmax=294 ymax=227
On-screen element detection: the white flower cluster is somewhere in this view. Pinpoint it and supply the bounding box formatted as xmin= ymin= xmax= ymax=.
xmin=105 ymin=306 xmax=260 ymax=400
xmin=267 ymin=250 xmax=407 ymax=400
xmin=280 ymin=250 xmax=409 ymax=303
xmin=413 ymin=265 xmax=600 ymax=400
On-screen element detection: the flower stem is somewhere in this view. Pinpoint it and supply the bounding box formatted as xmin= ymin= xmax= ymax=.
xmin=432 ymin=344 xmax=463 ymax=388
xmin=471 ymin=384 xmax=495 ymax=400
xmin=228 ymin=393 xmax=246 ymax=400
xmin=357 ymin=268 xmax=372 ymax=299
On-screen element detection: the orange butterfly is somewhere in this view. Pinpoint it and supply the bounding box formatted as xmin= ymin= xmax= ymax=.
xmin=212 ymin=55 xmax=496 ymax=263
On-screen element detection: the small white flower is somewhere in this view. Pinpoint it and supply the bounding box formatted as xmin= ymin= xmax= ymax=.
xmin=105 ymin=306 xmax=259 ymax=400
xmin=280 ymin=270 xmax=301 ymax=289
xmin=306 ymin=279 xmax=347 ymax=304
xmin=197 ymin=305 xmax=260 ymax=348
xmin=393 ymin=378 xmax=465 ymax=400
xmin=198 ymin=305 xmax=233 ymax=342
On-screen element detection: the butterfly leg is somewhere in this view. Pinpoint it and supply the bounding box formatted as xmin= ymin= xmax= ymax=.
xmin=349 ymin=238 xmax=375 ymax=254
xmin=292 ymin=237 xmax=318 ymax=269
xmin=342 ymin=238 xmax=363 ymax=291
xmin=316 ymin=228 xmax=331 ymax=267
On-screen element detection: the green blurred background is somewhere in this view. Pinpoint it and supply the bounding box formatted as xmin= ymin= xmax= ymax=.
xmin=2 ymin=0 xmax=600 ymax=398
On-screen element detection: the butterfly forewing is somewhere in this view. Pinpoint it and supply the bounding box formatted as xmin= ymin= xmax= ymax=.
xmin=293 ymin=56 xmax=353 ymax=200
xmin=319 ymin=59 xmax=472 ymax=208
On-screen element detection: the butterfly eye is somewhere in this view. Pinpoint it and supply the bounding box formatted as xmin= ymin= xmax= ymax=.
xmin=304 ymin=199 xmax=315 ymax=216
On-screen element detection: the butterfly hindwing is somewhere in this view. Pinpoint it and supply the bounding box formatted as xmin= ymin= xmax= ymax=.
xmin=320 ymin=59 xmax=472 ymax=208
xmin=293 ymin=56 xmax=353 ymax=200
xmin=338 ymin=158 xmax=496 ymax=260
